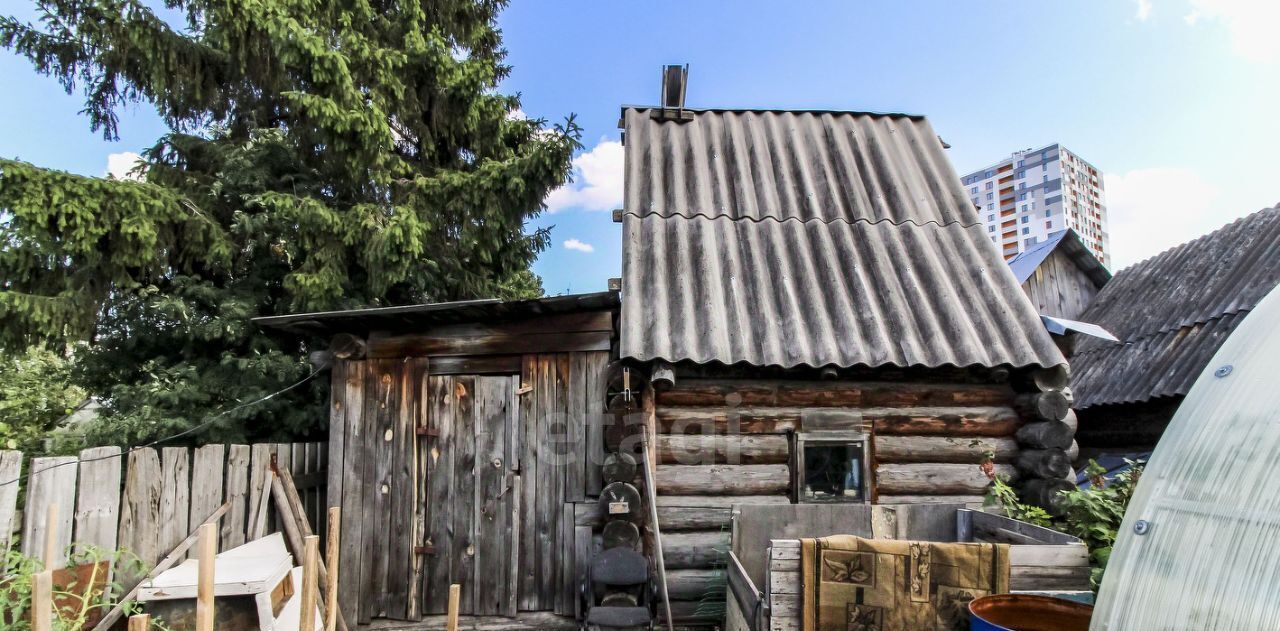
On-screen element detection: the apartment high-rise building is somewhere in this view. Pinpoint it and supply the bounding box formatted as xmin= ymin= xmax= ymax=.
xmin=959 ymin=143 xmax=1110 ymax=266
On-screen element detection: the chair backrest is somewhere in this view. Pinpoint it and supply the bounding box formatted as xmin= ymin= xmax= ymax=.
xmin=590 ymin=546 xmax=649 ymax=587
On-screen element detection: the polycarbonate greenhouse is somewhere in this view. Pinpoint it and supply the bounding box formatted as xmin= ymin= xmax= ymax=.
xmin=1092 ymin=285 xmax=1280 ymax=629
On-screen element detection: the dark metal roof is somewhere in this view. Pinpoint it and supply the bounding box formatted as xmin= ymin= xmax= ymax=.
xmin=254 ymin=291 xmax=619 ymax=336
xmin=1008 ymin=229 xmax=1111 ymax=288
xmin=618 ymin=107 xmax=1065 ymax=370
xmin=1072 ymin=206 xmax=1280 ymax=408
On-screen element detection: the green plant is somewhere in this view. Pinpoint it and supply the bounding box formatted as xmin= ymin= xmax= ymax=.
xmin=0 ymin=544 xmax=147 ymax=630
xmin=0 ymin=347 xmax=86 ymax=453
xmin=982 ymin=458 xmax=1145 ymax=590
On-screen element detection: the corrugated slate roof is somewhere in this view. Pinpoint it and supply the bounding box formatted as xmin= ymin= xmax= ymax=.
xmin=1072 ymin=206 xmax=1280 ymax=408
xmin=1007 ymin=229 xmax=1111 ymax=287
xmin=622 ymin=108 xmax=978 ymax=226
xmin=618 ymin=107 xmax=1065 ymax=370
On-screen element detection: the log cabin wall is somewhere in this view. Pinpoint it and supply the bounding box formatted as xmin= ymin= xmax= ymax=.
xmin=649 ymin=371 xmax=1032 ymax=623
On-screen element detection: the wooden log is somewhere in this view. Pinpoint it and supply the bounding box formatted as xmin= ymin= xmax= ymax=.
xmin=655 ymin=465 xmax=789 ymax=496
xmin=1015 ymin=449 xmax=1072 ymax=479
xmin=325 ymin=508 xmax=341 ymax=631
xmin=1065 ymin=440 xmax=1079 ymax=463
xmin=651 ymin=360 xmax=677 ymax=392
xmin=195 ymin=523 xmax=217 ymax=631
xmin=1016 ymin=420 xmax=1074 ymax=450
xmin=1015 ymin=392 xmax=1070 ymax=422
xmin=656 ymin=380 xmax=1013 ymax=408
xmin=1061 ymin=409 xmax=1078 ymax=433
xmin=874 ymin=436 xmax=1018 ymax=464
xmin=662 ymin=531 xmax=730 ymax=570
xmin=330 ymin=333 xmax=367 ymax=360
xmin=876 ymin=494 xmax=987 ymax=506
xmin=1032 ymin=366 xmax=1070 ymax=392
xmin=875 ymin=463 xmax=1014 ymax=495
xmin=657 ymin=407 xmax=798 ymax=434
xmin=869 ymin=407 xmax=1022 ymax=437
xmin=665 ymin=569 xmax=725 ymax=601
xmin=301 ymin=535 xmax=320 ymax=631
xmin=32 ymin=570 xmax=53 ymax=631
xmin=602 ymin=520 xmax=641 ymax=550
xmin=1020 ymin=478 xmax=1075 ymax=511
xmin=127 ymin=614 xmax=150 ymax=631
xmin=602 ymin=451 xmax=638 ymax=484
xmin=599 ymin=482 xmax=644 ymax=523
xmin=656 ymin=434 xmax=788 ymax=465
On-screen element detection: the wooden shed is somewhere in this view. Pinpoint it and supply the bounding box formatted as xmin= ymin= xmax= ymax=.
xmin=257 ymin=292 xmax=619 ymax=628
xmin=1006 ymin=228 xmax=1111 ymax=321
xmin=613 ymin=102 xmax=1081 ymax=625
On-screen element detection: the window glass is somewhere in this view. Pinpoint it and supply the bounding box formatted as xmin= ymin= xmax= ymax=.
xmin=801 ymin=442 xmax=865 ymax=502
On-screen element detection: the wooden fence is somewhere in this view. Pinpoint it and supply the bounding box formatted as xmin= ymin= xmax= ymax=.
xmin=0 ymin=442 xmax=327 ymax=589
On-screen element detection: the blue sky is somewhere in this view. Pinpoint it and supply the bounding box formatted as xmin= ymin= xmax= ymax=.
xmin=3 ymin=0 xmax=1277 ymax=296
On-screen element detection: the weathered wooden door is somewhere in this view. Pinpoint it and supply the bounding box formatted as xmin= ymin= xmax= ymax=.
xmin=421 ymin=374 xmax=521 ymax=616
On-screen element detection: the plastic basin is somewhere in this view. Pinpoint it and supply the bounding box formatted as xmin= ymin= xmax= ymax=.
xmin=969 ymin=594 xmax=1093 ymax=631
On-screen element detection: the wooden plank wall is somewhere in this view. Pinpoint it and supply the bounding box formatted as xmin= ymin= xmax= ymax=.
xmin=0 ymin=442 xmax=325 ymax=589
xmin=327 ymin=311 xmax=613 ymax=623
xmin=652 ymin=377 xmax=1025 ymax=624
xmin=329 ymin=358 xmax=425 ymax=624
xmin=1021 ymin=248 xmax=1102 ymax=321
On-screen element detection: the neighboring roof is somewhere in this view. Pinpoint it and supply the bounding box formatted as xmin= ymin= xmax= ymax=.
xmin=1007 ymin=229 xmax=1111 ymax=288
xmin=618 ymin=107 xmax=1066 ymax=370
xmin=1072 ymin=206 xmax=1280 ymax=408
xmin=254 ymin=291 xmax=619 ymax=336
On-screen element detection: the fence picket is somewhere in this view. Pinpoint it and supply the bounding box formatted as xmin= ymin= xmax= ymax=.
xmin=189 ymin=445 xmax=225 ymax=558
xmin=0 ymin=450 xmax=21 ymax=552
xmin=22 ymin=456 xmax=78 ymax=568
xmin=74 ymin=446 xmax=122 ymax=556
xmin=159 ymin=448 xmax=191 ymax=561
xmin=118 ymin=449 xmax=162 ymax=590
xmin=247 ymin=444 xmax=273 ymax=536
xmin=223 ymin=445 xmax=251 ymax=550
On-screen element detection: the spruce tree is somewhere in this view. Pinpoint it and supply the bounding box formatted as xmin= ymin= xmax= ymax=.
xmin=0 ymin=0 xmax=578 ymax=443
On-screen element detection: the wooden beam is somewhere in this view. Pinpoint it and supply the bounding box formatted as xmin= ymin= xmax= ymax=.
xmin=656 ymin=434 xmax=788 ymax=464
xmin=446 ymin=584 xmax=461 ymax=631
xmin=127 ymin=614 xmax=150 ymax=631
xmin=875 ymin=436 xmax=1019 ymax=464
xmin=875 ymin=463 xmax=1016 ymax=495
xmin=325 ymin=507 xmax=341 ymax=631
xmin=655 ymin=465 xmax=789 ymax=496
xmin=42 ymin=503 xmax=59 ymax=568
xmin=195 ymin=523 xmax=217 ymax=631
xmin=301 ymin=535 xmax=320 ymax=631
xmin=32 ymin=570 xmax=53 ymax=631
xmin=656 ymin=380 xmax=1013 ymax=408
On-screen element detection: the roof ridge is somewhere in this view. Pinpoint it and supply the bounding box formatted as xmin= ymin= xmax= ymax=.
xmin=620 ymin=210 xmax=982 ymax=229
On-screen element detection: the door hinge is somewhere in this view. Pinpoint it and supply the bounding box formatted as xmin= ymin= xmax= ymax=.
xmin=416 ymin=426 xmax=438 ymax=437
xmin=414 ymin=545 xmax=436 ymax=555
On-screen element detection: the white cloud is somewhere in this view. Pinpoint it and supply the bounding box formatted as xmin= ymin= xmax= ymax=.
xmin=544 ymin=138 xmax=623 ymax=213
xmin=563 ymin=238 xmax=595 ymax=253
xmin=1135 ymin=0 xmax=1152 ymax=20
xmin=1184 ymin=0 xmax=1280 ymax=62
xmin=105 ymin=151 xmax=145 ymax=181
xmin=1104 ymin=167 xmax=1233 ymax=269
